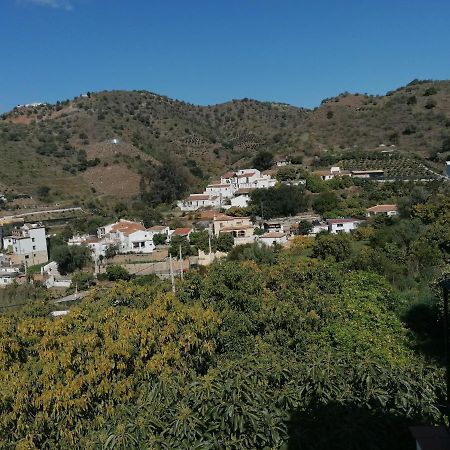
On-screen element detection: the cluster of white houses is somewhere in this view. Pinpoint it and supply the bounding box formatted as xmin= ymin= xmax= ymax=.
xmin=0 ymin=202 xmax=398 ymax=287
xmin=177 ymin=168 xmax=276 ymax=212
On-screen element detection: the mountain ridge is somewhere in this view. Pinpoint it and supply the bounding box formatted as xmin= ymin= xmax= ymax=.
xmin=1 ymin=79 xmax=449 ymax=206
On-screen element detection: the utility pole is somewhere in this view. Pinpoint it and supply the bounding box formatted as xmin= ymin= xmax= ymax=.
xmin=179 ymin=244 xmax=183 ymax=280
xmin=169 ymin=254 xmax=176 ymax=293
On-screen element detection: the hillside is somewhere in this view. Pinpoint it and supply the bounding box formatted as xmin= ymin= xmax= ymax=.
xmin=1 ymin=79 xmax=449 ymax=206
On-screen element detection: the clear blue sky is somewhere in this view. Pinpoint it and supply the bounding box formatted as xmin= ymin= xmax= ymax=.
xmin=1 ymin=0 xmax=450 ymax=112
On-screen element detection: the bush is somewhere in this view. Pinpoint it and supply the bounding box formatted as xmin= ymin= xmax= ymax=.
xmin=106 ymin=265 xmax=132 ymax=281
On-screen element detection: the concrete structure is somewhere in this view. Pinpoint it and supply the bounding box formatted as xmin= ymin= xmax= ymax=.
xmin=366 ymin=204 xmax=398 ymax=217
xmin=258 ymin=232 xmax=288 ymax=246
xmin=41 ymin=261 xmax=71 ymax=289
xmin=2 ymin=223 xmax=48 ymax=266
xmin=229 ymin=188 xmax=252 ymax=208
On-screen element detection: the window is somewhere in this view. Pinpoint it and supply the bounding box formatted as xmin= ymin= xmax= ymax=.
xmin=133 ymin=242 xmax=140 ymax=249
xmin=25 ymin=255 xmax=29 ymax=259
xmin=33 ymin=246 xmax=36 ymax=250
xmin=32 ymin=238 xmax=35 ymax=242
xmin=337 ymin=224 xmax=343 ymax=228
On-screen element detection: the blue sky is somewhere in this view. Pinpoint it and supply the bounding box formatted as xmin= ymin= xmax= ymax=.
xmin=1 ymin=0 xmax=450 ymax=112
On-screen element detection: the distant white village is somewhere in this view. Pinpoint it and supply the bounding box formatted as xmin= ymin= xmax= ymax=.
xmin=177 ymin=168 xmax=277 ymax=211
xmin=0 ymin=164 xmax=401 ymax=290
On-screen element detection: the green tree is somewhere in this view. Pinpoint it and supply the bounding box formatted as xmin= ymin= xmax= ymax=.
xmin=312 ymin=233 xmax=353 ymax=262
xmin=106 ymin=264 xmax=132 ymax=281
xmin=313 ymin=191 xmax=339 ymax=214
xmin=71 ymin=271 xmax=94 ymax=290
xmin=252 ymin=151 xmax=274 ymax=171
xmin=216 ymin=232 xmax=234 ymax=252
xmin=153 ymin=233 xmax=167 ymax=245
xmin=53 ymin=244 xmax=91 ymax=274
xmin=169 ymin=235 xmax=195 ymax=257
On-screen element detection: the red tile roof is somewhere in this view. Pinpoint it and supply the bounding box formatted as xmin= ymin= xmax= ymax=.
xmin=187 ymin=194 xmax=212 ymax=201
xmin=367 ymin=204 xmax=398 ymax=213
xmin=173 ymin=228 xmax=192 ymax=236
xmin=222 ymin=171 xmax=236 ymax=178
xmin=148 ymin=225 xmax=167 ymax=232
xmin=110 ymin=222 xmax=145 ymax=236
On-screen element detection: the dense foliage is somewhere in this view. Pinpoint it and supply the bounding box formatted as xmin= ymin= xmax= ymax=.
xmin=0 ymin=250 xmax=445 ymax=449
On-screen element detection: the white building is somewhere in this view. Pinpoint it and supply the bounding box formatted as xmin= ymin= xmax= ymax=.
xmin=229 ymin=188 xmax=252 ymax=208
xmin=109 ymin=221 xmax=155 ymax=254
xmin=205 ymin=183 xmax=236 ymax=199
xmin=327 ymin=218 xmax=361 ymax=234
xmin=310 ymin=221 xmax=329 ymax=235
xmin=0 ymin=266 xmax=21 ymax=287
xmin=366 ymin=204 xmax=398 ymax=217
xmin=41 ymin=261 xmax=71 ymax=289
xmin=313 ymin=166 xmax=351 ymax=181
xmin=177 ymin=194 xmax=221 ymax=212
xmin=221 ymin=169 xmax=276 ymax=190
xmin=258 ymin=232 xmax=288 ymax=246
xmin=3 ymin=223 xmax=48 ymax=266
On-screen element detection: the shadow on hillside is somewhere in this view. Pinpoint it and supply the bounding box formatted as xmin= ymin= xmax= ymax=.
xmin=286 ymin=402 xmax=417 ymax=450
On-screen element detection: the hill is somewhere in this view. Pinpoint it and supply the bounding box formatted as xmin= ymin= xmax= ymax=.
xmin=1 ymin=79 xmax=449 ymax=207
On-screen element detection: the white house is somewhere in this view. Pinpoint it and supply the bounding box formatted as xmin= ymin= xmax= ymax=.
xmin=3 ymin=223 xmax=48 ymax=266
xmin=205 ymin=183 xmax=236 ymax=199
xmin=327 ymin=218 xmax=361 ymax=234
xmin=258 ymin=232 xmax=288 ymax=246
xmin=229 ymin=188 xmax=252 ymax=208
xmin=0 ymin=266 xmax=21 ymax=287
xmin=313 ymin=166 xmax=351 ymax=181
xmin=177 ymin=194 xmax=221 ymax=212
xmin=220 ymin=169 xmax=276 ymax=190
xmin=310 ymin=221 xmax=329 ymax=235
xmin=366 ymin=204 xmax=398 ymax=217
xmin=109 ymin=222 xmax=155 ymax=254
xmin=276 ymin=157 xmax=291 ymax=167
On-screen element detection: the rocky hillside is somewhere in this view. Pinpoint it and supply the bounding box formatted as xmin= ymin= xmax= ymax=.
xmin=1 ymin=79 xmax=449 ymax=205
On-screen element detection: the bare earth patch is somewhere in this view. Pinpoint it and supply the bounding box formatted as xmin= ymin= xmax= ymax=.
xmin=81 ymin=164 xmax=141 ymax=199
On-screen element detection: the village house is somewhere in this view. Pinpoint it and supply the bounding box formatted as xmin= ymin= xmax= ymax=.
xmin=0 ymin=265 xmax=22 ymax=287
xmin=366 ymin=204 xmax=399 ymax=217
xmin=170 ymin=228 xmax=193 ymax=240
xmin=2 ymin=223 xmax=48 ymax=267
xmin=257 ymin=232 xmax=288 ymax=246
xmin=204 ymin=182 xmax=236 ymax=199
xmin=276 ymin=157 xmax=292 ymax=167
xmin=220 ymin=169 xmax=276 ymax=190
xmin=313 ymin=166 xmax=352 ymax=181
xmin=177 ymin=194 xmax=221 ymax=212
xmin=327 ymin=218 xmax=361 ymax=234
xmin=310 ymin=220 xmax=329 ymax=235
xmin=212 ymin=215 xmax=254 ymax=245
xmin=229 ymin=188 xmax=252 ymax=208
xmin=109 ymin=221 xmax=155 ymax=254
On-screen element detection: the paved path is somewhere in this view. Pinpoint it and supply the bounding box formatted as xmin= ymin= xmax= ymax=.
xmin=0 ymin=207 xmax=84 ymax=224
